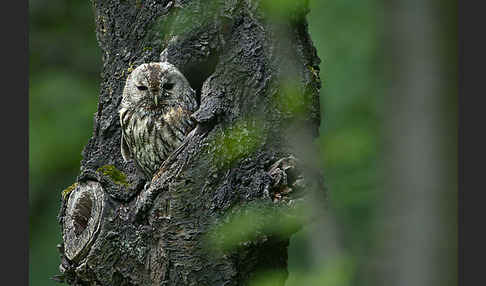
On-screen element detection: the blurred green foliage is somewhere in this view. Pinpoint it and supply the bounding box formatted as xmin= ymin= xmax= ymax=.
xmin=285 ymin=1 xmax=383 ymax=285
xmin=273 ymin=80 xmax=310 ymax=117
xmin=29 ymin=0 xmax=383 ymax=285
xmin=205 ymin=201 xmax=305 ymax=254
xmin=29 ymin=0 xmax=101 ymax=285
xmin=210 ymin=119 xmax=266 ymax=169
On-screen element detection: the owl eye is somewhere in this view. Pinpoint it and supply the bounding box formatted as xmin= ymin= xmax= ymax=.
xmin=136 ymin=85 xmax=148 ymax=91
xmin=163 ymin=83 xmax=175 ymax=90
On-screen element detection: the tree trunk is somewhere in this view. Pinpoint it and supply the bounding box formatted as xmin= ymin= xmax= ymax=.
xmin=56 ymin=0 xmax=323 ymax=285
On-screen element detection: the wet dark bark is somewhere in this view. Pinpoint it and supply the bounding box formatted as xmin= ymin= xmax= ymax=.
xmin=56 ymin=0 xmax=323 ymax=285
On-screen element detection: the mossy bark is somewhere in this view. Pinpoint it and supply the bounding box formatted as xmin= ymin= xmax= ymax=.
xmin=56 ymin=0 xmax=324 ymax=285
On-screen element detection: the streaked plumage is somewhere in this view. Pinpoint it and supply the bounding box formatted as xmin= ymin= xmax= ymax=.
xmin=119 ymin=62 xmax=197 ymax=179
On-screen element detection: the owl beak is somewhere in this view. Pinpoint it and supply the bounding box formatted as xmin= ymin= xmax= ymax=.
xmin=154 ymin=95 xmax=158 ymax=106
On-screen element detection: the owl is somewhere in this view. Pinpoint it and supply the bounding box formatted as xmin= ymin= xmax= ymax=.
xmin=119 ymin=62 xmax=198 ymax=179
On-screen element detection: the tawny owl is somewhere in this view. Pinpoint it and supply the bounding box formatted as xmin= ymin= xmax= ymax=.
xmin=119 ymin=62 xmax=198 ymax=179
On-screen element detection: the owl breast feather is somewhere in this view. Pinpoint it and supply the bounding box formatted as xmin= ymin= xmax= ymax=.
xmin=122 ymin=106 xmax=194 ymax=179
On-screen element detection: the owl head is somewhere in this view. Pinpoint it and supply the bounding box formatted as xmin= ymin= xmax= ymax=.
xmin=120 ymin=62 xmax=197 ymax=113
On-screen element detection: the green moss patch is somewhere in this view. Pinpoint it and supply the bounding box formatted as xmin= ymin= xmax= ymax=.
xmin=97 ymin=165 xmax=130 ymax=187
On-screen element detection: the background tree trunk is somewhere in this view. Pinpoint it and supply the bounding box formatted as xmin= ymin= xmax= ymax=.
xmin=56 ymin=0 xmax=323 ymax=285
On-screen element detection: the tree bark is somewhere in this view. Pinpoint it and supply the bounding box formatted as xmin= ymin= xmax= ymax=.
xmin=56 ymin=0 xmax=323 ymax=285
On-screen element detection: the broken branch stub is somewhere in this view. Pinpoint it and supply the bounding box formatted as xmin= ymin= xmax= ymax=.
xmin=62 ymin=181 xmax=105 ymax=263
